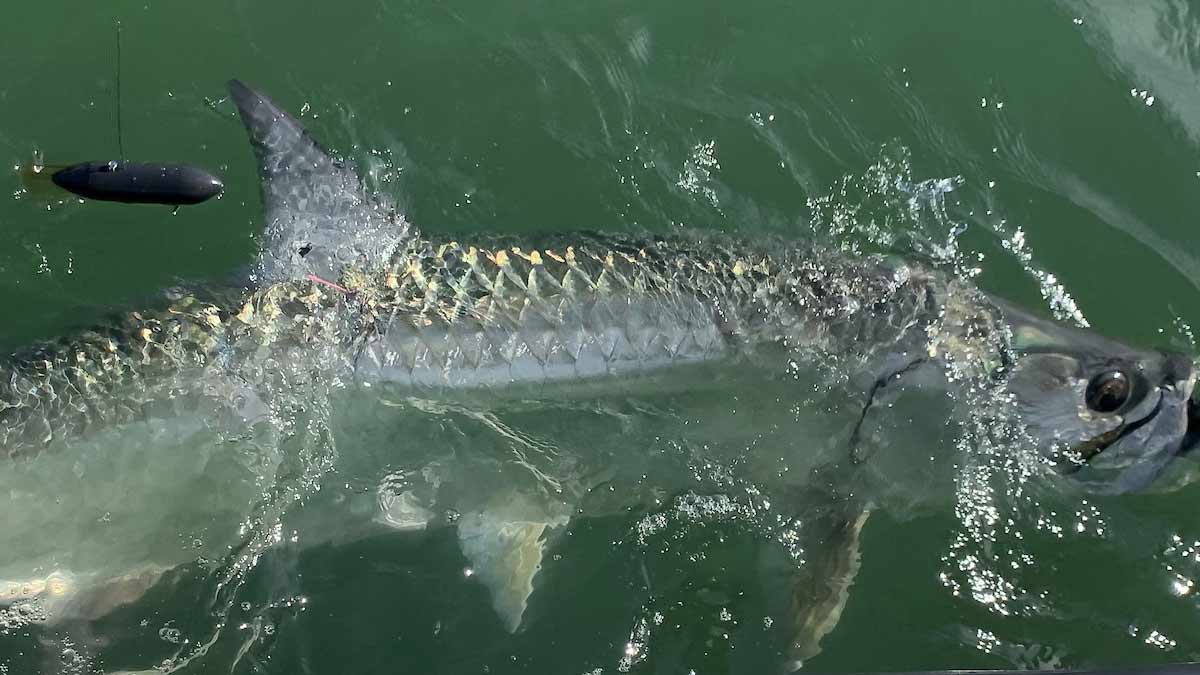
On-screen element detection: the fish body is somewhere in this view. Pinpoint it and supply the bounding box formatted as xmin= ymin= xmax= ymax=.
xmin=0 ymin=80 xmax=1195 ymax=672
xmin=0 ymin=221 xmax=975 ymax=462
xmin=355 ymin=233 xmax=952 ymax=388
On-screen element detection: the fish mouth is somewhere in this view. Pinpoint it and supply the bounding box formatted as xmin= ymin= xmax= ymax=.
xmin=1057 ymin=393 xmax=1165 ymax=473
xmin=1056 ymin=379 xmax=1200 ymax=493
xmin=1180 ymin=396 xmax=1200 ymax=454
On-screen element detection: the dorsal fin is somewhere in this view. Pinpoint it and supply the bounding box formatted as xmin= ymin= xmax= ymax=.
xmin=228 ymin=79 xmax=413 ymax=283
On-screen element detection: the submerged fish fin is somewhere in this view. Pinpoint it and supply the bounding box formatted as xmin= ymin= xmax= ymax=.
xmin=760 ymin=464 xmax=872 ymax=672
xmin=0 ymin=566 xmax=167 ymax=623
xmin=228 ymin=79 xmax=413 ymax=283
xmin=784 ymin=502 xmax=870 ymax=671
xmin=456 ymin=512 xmax=560 ymax=632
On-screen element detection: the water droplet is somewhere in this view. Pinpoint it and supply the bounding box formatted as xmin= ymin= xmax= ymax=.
xmin=159 ymin=625 xmax=183 ymax=644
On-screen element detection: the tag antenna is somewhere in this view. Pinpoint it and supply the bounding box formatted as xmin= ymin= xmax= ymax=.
xmin=115 ymin=21 xmax=125 ymax=158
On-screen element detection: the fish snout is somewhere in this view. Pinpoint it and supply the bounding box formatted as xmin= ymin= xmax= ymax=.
xmin=1184 ymin=398 xmax=1200 ymax=453
xmin=1158 ymin=352 xmax=1200 ymax=455
xmin=1160 ymin=352 xmax=1196 ymax=392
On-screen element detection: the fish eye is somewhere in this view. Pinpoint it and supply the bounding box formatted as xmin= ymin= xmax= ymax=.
xmin=1085 ymin=370 xmax=1131 ymax=414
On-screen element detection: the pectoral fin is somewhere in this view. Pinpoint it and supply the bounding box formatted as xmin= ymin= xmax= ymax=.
xmin=783 ymin=503 xmax=870 ymax=670
xmin=456 ymin=513 xmax=559 ymax=632
xmin=759 ymin=480 xmax=871 ymax=673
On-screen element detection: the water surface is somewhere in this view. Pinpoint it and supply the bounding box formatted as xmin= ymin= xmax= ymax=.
xmin=2 ymin=1 xmax=1200 ymax=673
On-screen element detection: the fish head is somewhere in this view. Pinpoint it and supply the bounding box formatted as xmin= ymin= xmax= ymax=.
xmin=999 ymin=301 xmax=1198 ymax=493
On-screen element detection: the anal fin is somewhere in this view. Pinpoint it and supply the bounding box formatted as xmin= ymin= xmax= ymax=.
xmin=457 ymin=512 xmax=557 ymax=633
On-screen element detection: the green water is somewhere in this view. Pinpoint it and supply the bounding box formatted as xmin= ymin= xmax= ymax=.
xmin=2 ymin=0 xmax=1200 ymax=673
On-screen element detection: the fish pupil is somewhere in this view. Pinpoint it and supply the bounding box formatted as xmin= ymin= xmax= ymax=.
xmin=1086 ymin=370 xmax=1130 ymax=414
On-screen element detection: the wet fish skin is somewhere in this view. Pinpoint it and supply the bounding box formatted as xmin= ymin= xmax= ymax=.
xmin=0 ymin=277 xmax=356 ymax=460
xmin=0 ymin=295 xmax=231 ymax=458
xmin=356 ymin=232 xmax=953 ymax=388
xmin=0 ymin=232 xmax=958 ymax=457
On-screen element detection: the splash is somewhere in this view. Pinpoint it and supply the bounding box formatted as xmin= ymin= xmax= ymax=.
xmin=804 ymin=149 xmax=1089 ymax=626
xmin=808 ymin=144 xmax=1091 ymax=330
xmin=936 ymin=377 xmax=1054 ymax=619
xmin=806 ymin=144 xmax=966 ymax=263
xmin=631 ymin=443 xmax=805 ymax=565
xmin=128 ymin=281 xmax=356 ymax=673
xmin=676 ymin=140 xmax=722 ymax=209
xmin=998 ymin=226 xmax=1089 ymax=327
xmin=616 ymin=608 xmax=655 ymax=672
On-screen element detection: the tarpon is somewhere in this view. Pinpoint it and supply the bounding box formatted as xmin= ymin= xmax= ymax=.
xmin=0 ymin=80 xmax=1196 ymax=672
